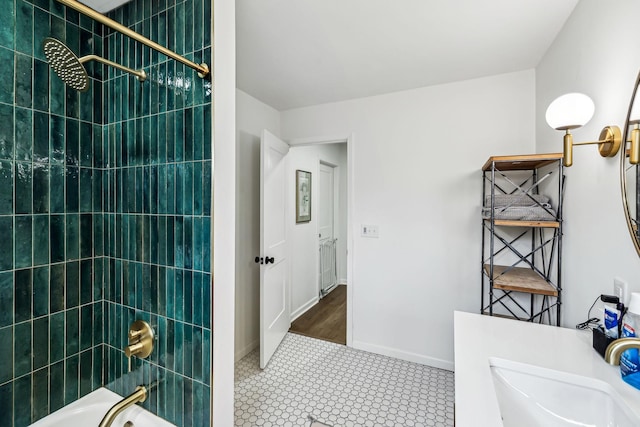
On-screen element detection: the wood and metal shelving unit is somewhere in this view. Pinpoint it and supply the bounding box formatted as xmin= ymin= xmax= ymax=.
xmin=481 ymin=153 xmax=565 ymax=325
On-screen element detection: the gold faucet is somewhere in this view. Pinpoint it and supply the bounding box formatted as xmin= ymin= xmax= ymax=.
xmin=604 ymin=337 xmax=640 ymax=365
xmin=124 ymin=320 xmax=154 ymax=358
xmin=99 ymin=386 xmax=147 ymax=427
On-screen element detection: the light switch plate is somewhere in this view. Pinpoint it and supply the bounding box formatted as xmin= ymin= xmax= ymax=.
xmin=614 ymin=277 xmax=629 ymax=306
xmin=361 ymin=224 xmax=379 ymax=238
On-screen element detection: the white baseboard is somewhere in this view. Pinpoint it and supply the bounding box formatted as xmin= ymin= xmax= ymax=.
xmin=235 ymin=339 xmax=258 ymax=363
xmin=291 ymin=296 xmax=319 ymax=322
xmin=352 ymin=340 xmax=454 ymax=371
xmin=339 ymin=279 xmax=347 ymax=285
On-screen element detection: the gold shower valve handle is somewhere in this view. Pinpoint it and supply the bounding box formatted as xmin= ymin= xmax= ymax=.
xmin=125 ymin=320 xmax=154 ymax=359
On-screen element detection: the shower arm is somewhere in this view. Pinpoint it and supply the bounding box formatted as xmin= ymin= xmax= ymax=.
xmin=80 ymin=54 xmax=147 ymax=81
xmin=56 ymin=0 xmax=210 ymax=79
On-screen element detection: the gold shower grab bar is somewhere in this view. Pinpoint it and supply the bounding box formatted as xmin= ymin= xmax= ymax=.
xmin=80 ymin=54 xmax=147 ymax=81
xmin=56 ymin=0 xmax=210 ymax=79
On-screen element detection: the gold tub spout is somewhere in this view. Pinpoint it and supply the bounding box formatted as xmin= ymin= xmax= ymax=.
xmin=604 ymin=337 xmax=640 ymax=365
xmin=99 ymin=386 xmax=147 ymax=427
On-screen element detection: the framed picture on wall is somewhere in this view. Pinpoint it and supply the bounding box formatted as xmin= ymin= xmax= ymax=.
xmin=296 ymin=170 xmax=312 ymax=223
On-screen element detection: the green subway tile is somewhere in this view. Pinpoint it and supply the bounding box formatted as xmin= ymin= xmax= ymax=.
xmin=174 ymin=216 xmax=183 ymax=268
xmin=0 ymin=326 xmax=13 ymax=383
xmin=66 ymin=261 xmax=80 ymax=309
xmin=14 ymin=269 xmax=32 ymax=323
xmin=193 ymin=106 xmax=204 ymax=161
xmin=66 ymin=308 xmax=79 ymax=357
xmin=183 ymin=322 xmax=192 ymax=377
xmin=80 ymin=259 xmax=92 ymax=305
xmin=166 ymin=216 xmax=174 ymax=265
xmin=193 ymin=272 xmax=202 ymax=326
xmin=66 ymin=85 xmax=80 ymax=119
xmin=175 ymin=269 xmax=184 ymax=322
xmin=33 ymin=6 xmax=50 ymax=62
xmin=0 ymin=0 xmax=15 ymax=49
xmin=0 ymin=272 xmax=13 ymax=327
xmin=175 ymin=163 xmax=183 ymax=215
xmin=15 ymin=53 xmax=32 ymax=108
xmin=0 ymin=217 xmax=12 ymax=271
xmin=49 ymin=68 xmax=65 ymax=116
xmin=203 ymin=103 xmax=211 ymax=160
xmin=80 ymin=305 xmax=92 ymax=352
xmin=0 ymin=103 xmax=14 ymax=160
xmin=184 ymin=0 xmax=193 ymax=54
xmin=202 ymin=328 xmax=210 ymax=385
xmin=80 ymin=122 xmax=92 ymax=167
xmin=203 ymin=273 xmax=210 ymax=326
xmin=65 ymin=214 xmax=80 ymax=261
xmin=32 ymin=215 xmax=49 ymax=266
xmin=79 ymin=349 xmax=92 ymax=397
xmin=202 ymin=160 xmax=211 ymax=216
xmin=49 ymin=360 xmax=64 ymax=412
xmin=184 ymin=270 xmax=193 ymax=325
xmin=50 ymin=163 xmax=65 ymax=213
xmin=50 ymin=114 xmax=65 ymax=164
xmin=174 ymin=109 xmax=184 ymax=161
xmin=0 ymin=381 xmax=12 ymax=427
xmin=194 ymin=0 xmax=203 ymax=50
xmin=80 ymin=168 xmax=92 ymax=213
xmin=15 ymin=107 xmax=32 ymax=162
xmin=173 ymin=373 xmax=183 ymax=425
xmin=184 ymin=216 xmax=193 ymax=269
xmin=64 ymin=354 xmax=79 ymax=405
xmin=0 ymin=161 xmax=14 ymax=214
xmin=14 ymin=320 xmax=32 ymax=377
xmin=33 ymin=111 xmax=49 ymax=163
xmin=50 ymin=214 xmax=65 ymax=263
xmin=193 ymin=216 xmax=202 ymax=271
xmin=66 ymin=166 xmax=80 ymax=213
xmin=14 ymin=215 xmax=32 ymax=269
xmin=49 ymin=263 xmax=64 ymax=313
xmin=50 ymin=15 xmax=65 ymax=42
xmin=33 ymin=59 xmax=50 ymax=112
xmin=66 ymin=118 xmax=80 ymax=166
xmin=33 ymin=316 xmax=49 ymax=370
xmin=15 ymin=0 xmax=33 ymax=56
xmin=49 ymin=312 xmax=64 ymax=363
xmin=14 ymin=372 xmax=31 ymax=426
xmin=33 ymin=266 xmax=49 ymax=318
xmin=184 ymin=108 xmax=193 ymax=161
xmin=33 ymin=366 xmax=49 ymax=422
xmin=33 ymin=163 xmax=49 ymax=214
xmin=80 ymin=214 xmax=92 ymax=259
xmin=185 ymin=162 xmax=194 ymax=215
xmin=15 ymin=162 xmax=33 ymax=215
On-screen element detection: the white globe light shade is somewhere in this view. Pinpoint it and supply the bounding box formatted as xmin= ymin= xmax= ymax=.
xmin=545 ymin=93 xmax=595 ymax=130
xmin=630 ymin=96 xmax=640 ymax=124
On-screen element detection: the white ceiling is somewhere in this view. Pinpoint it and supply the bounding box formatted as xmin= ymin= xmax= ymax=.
xmin=79 ymin=0 xmax=129 ymax=13
xmin=237 ymin=0 xmax=579 ymax=111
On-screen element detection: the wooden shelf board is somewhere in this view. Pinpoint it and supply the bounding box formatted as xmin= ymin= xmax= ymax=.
xmin=482 ymin=153 xmax=563 ymax=171
xmin=481 ymin=311 xmax=520 ymax=321
xmin=483 ymin=264 xmax=558 ymax=296
xmin=488 ymin=219 xmax=560 ymax=228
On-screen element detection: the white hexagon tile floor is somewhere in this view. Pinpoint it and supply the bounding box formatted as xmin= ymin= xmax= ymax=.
xmin=234 ymin=333 xmax=455 ymax=427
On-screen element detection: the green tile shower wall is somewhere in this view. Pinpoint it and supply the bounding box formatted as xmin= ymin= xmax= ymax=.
xmin=102 ymin=1 xmax=212 ymax=427
xmin=0 ymin=1 xmax=106 ymax=426
xmin=1 ymin=1 xmax=212 ymax=427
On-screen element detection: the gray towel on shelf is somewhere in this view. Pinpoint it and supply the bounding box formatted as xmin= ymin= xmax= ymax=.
xmin=484 ymin=194 xmax=550 ymax=208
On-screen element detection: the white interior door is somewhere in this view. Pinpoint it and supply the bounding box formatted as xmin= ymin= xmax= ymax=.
xmin=318 ymin=163 xmax=335 ymax=243
xmin=259 ymin=130 xmax=290 ymax=368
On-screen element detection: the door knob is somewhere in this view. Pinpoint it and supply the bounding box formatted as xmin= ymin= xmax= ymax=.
xmin=254 ymin=256 xmax=264 ymax=264
xmin=265 ymin=256 xmax=275 ymax=264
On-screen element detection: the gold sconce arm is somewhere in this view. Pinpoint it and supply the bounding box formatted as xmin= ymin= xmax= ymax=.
xmin=562 ymin=126 xmax=621 ymax=167
xmin=629 ymin=123 xmax=640 ymax=164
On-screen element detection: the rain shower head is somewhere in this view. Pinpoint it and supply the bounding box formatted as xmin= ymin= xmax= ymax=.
xmin=43 ymin=37 xmax=90 ymax=91
xmin=43 ymin=37 xmax=147 ymax=92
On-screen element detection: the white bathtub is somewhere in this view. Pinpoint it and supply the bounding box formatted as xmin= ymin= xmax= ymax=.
xmin=29 ymin=388 xmax=175 ymax=427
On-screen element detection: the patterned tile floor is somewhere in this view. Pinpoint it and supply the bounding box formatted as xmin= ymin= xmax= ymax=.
xmin=234 ymin=333 xmax=455 ymax=427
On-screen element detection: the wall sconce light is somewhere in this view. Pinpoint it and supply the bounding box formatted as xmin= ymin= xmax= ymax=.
xmin=545 ymin=93 xmax=621 ymax=167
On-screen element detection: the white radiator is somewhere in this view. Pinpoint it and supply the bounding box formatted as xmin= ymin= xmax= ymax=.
xmin=319 ymin=238 xmax=338 ymax=297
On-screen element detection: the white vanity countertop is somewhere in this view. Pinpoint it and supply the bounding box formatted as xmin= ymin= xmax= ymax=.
xmin=454 ymin=311 xmax=640 ymax=426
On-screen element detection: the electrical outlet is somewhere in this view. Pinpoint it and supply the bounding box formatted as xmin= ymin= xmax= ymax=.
xmin=614 ymin=277 xmax=629 ymax=306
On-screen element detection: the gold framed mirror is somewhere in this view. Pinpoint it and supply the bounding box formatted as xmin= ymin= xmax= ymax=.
xmin=621 ymin=70 xmax=640 ymax=257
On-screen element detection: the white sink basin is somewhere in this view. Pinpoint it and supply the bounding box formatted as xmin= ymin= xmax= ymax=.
xmin=489 ymin=357 xmax=640 ymax=427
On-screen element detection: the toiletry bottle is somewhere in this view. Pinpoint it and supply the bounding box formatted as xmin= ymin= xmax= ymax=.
xmin=603 ymin=295 xmax=621 ymax=338
xmin=620 ymin=293 xmax=640 ymax=389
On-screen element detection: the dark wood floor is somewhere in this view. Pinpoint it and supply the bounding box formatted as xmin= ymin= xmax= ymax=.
xmin=289 ymin=285 xmax=346 ymax=345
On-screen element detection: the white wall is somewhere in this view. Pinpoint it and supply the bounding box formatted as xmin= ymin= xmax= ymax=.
xmin=281 ymin=70 xmax=536 ymax=369
xmin=535 ymin=0 xmax=640 ymax=328
xmin=287 ymin=143 xmax=348 ymax=320
xmin=212 ymin=0 xmax=236 ymax=424
xmin=235 ymin=89 xmax=281 ymax=361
